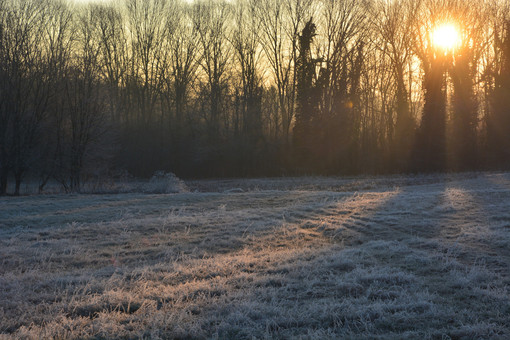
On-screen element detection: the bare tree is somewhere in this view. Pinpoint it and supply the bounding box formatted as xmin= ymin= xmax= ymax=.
xmin=0 ymin=0 xmax=10 ymax=194
xmin=55 ymin=6 xmax=108 ymax=192
xmin=486 ymin=0 xmax=510 ymax=167
xmin=255 ymin=0 xmax=307 ymax=144
xmin=1 ymin=0 xmax=508 ymax=183
xmin=194 ymin=0 xmax=233 ymax=143
xmin=92 ymin=2 xmax=129 ymax=124
xmin=125 ymin=0 xmax=170 ymax=126
xmin=232 ymin=1 xmax=262 ymax=146
xmin=315 ymin=0 xmax=367 ymax=172
xmin=37 ymin=0 xmax=74 ymax=193
xmin=166 ymin=0 xmax=199 ymax=132
xmin=368 ymin=0 xmax=417 ymax=170
xmin=0 ymin=0 xmax=49 ymax=195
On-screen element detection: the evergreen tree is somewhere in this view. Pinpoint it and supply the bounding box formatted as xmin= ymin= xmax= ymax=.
xmin=293 ymin=18 xmax=320 ymax=171
xmin=413 ymin=57 xmax=448 ymax=172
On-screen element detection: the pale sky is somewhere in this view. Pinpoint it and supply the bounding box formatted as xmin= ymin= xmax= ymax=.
xmin=70 ymin=0 xmax=113 ymax=3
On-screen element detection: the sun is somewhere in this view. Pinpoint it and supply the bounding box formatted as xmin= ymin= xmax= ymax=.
xmin=431 ymin=24 xmax=461 ymax=51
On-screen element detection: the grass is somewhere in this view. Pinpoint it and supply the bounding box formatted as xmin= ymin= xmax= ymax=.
xmin=0 ymin=172 xmax=509 ymax=339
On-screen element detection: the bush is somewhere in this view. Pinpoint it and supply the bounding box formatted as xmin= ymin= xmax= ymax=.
xmin=144 ymin=171 xmax=189 ymax=194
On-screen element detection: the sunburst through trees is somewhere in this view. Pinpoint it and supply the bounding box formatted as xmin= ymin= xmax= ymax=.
xmin=1 ymin=0 xmax=510 ymax=193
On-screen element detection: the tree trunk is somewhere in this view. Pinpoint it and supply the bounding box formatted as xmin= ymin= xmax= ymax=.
xmin=0 ymin=166 xmax=8 ymax=195
xmin=14 ymin=172 xmax=22 ymax=196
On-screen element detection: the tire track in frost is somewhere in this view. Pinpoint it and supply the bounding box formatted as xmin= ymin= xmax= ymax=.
xmin=288 ymin=183 xmax=458 ymax=247
xmin=286 ymin=190 xmax=404 ymax=245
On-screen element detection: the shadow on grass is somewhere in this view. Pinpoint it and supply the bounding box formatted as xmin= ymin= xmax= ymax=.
xmin=2 ymin=176 xmax=510 ymax=339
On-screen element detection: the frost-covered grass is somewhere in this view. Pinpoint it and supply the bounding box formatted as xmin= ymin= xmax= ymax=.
xmin=7 ymin=171 xmax=188 ymax=195
xmin=1 ymin=172 xmax=509 ymax=339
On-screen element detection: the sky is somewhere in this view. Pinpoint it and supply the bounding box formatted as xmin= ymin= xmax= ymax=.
xmin=70 ymin=0 xmax=113 ymax=3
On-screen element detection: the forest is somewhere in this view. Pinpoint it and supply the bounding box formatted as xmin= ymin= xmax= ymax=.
xmin=1 ymin=0 xmax=510 ymax=194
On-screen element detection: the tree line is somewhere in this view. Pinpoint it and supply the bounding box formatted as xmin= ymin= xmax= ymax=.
xmin=1 ymin=0 xmax=510 ymax=194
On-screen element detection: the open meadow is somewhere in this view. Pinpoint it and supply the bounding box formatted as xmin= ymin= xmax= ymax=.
xmin=1 ymin=173 xmax=510 ymax=339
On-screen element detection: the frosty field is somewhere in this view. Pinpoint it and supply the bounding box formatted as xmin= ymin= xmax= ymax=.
xmin=1 ymin=173 xmax=510 ymax=339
